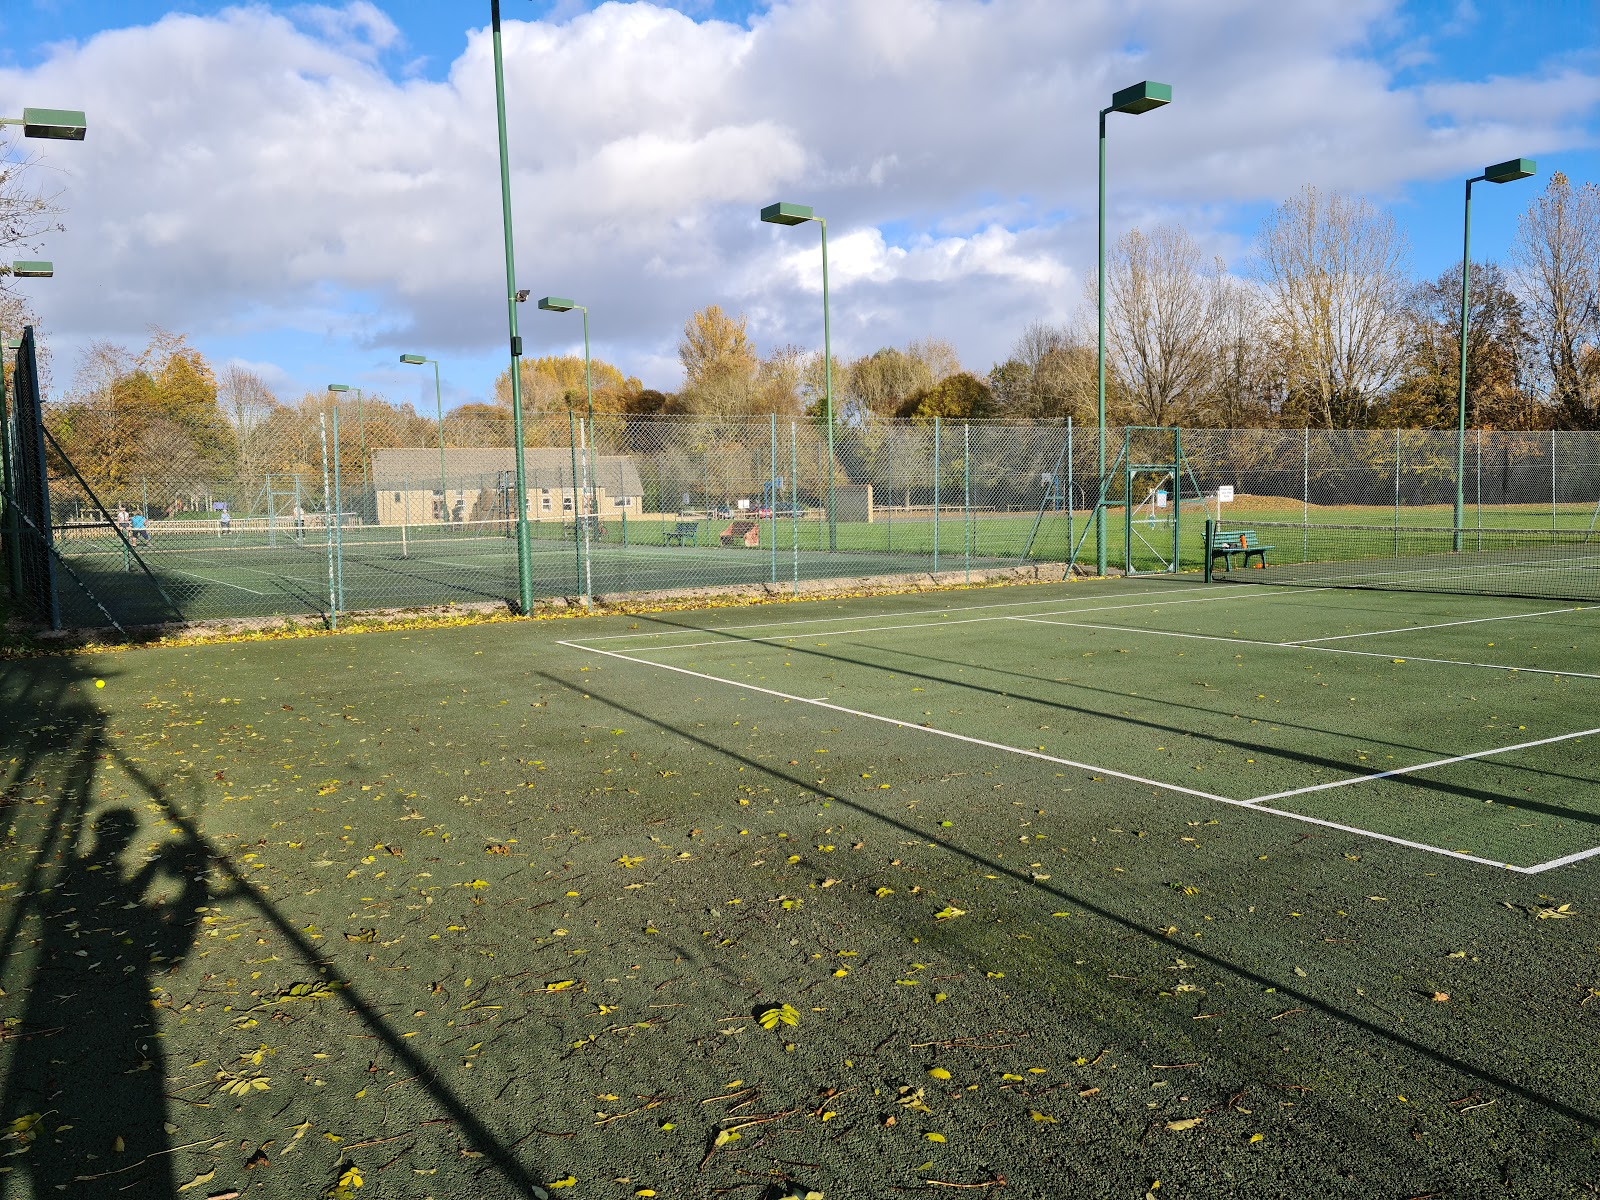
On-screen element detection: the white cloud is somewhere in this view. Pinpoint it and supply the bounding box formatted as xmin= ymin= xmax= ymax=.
xmin=0 ymin=0 xmax=1593 ymax=394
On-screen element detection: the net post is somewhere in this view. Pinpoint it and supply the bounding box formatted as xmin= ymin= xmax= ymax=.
xmin=1203 ymin=518 xmax=1214 ymax=583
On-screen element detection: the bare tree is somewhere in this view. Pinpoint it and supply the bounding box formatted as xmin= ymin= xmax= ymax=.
xmin=219 ymin=364 xmax=282 ymax=483
xmin=1254 ymin=186 xmax=1411 ymax=428
xmin=989 ymin=321 xmax=1096 ymax=421
xmin=0 ymin=133 xmax=65 ymax=261
xmin=1510 ymin=170 xmax=1600 ymax=428
xmin=1199 ymin=268 xmax=1277 ymax=428
xmin=1100 ymin=225 xmax=1214 ymax=426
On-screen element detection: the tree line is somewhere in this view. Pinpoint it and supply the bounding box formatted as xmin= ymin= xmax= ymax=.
xmin=9 ymin=169 xmax=1600 ymax=512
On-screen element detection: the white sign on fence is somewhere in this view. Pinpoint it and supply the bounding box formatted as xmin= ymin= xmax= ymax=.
xmin=1216 ymin=485 xmax=1235 ymax=503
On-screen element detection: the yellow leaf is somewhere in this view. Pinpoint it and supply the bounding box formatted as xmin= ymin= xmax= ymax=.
xmin=636 ymin=1191 xmax=657 ymax=1197
xmin=933 ymin=906 xmax=966 ymax=921
xmin=926 ymin=1131 xmax=946 ymax=1142
xmin=875 ymin=887 xmax=894 ymax=897
xmin=617 ymin=856 xmax=645 ymax=868
xmin=176 ymin=1169 xmax=216 ymax=1193
xmin=928 ymin=1067 xmax=951 ymax=1080
xmin=1030 ymin=1111 xmax=1058 ymax=1123
xmin=1001 ymin=1073 xmax=1023 ymax=1081
xmin=545 ymin=980 xmax=579 ymax=993
xmin=833 ymin=968 xmax=849 ymax=977
xmin=714 ymin=1128 xmax=741 ymax=1147
xmin=758 ymin=1003 xmax=801 ymax=1030
xmin=550 ymin=1178 xmax=578 ymax=1190
xmin=1166 ymin=1118 xmax=1203 ymax=1132
xmin=1249 ymin=1132 xmax=1265 ymax=1143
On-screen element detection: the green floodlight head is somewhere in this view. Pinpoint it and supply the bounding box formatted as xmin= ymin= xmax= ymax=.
xmin=537 ymin=296 xmax=576 ymax=312
xmin=1109 ymin=80 xmax=1172 ymax=115
xmin=327 ymin=383 xmax=352 ymax=393
xmin=399 ymin=354 xmax=428 ymax=365
xmin=4 ymin=338 xmax=21 ymax=350
xmin=1484 ymin=157 xmax=1536 ymax=184
xmin=760 ymin=201 xmax=815 ymax=226
xmin=9 ymin=260 xmax=52 ymax=278
xmin=21 ymin=108 xmax=87 ymax=141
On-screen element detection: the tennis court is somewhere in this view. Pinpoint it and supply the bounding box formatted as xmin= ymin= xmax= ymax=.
xmin=5 ymin=569 xmax=1599 ymax=1198
xmin=564 ymin=578 xmax=1600 ymax=873
xmin=52 ymin=517 xmax=1026 ymax=626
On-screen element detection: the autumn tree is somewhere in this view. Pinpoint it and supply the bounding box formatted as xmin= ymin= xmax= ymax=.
xmin=895 ymin=372 xmax=995 ymax=420
xmin=1254 ymin=186 xmax=1412 ymax=428
xmin=677 ymin=304 xmax=759 ymax=415
xmin=1510 ymin=171 xmax=1600 ymax=428
xmin=843 ymin=338 xmax=961 ymax=419
xmin=492 ymin=355 xmax=640 ymax=415
xmin=1380 ymin=262 xmax=1538 ymax=430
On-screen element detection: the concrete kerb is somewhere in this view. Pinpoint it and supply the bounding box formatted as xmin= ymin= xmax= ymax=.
xmin=1 ymin=564 xmax=1100 ymax=655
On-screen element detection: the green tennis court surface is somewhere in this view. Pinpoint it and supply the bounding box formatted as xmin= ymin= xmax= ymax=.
xmin=4 ymin=576 xmax=1598 ymax=1197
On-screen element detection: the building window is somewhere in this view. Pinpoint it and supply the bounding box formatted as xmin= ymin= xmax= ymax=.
xmin=540 ymin=493 xmax=552 ymax=512
xmin=562 ymin=495 xmax=573 ymax=511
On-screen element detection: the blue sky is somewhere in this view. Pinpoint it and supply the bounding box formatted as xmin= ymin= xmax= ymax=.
xmin=0 ymin=0 xmax=1595 ymax=413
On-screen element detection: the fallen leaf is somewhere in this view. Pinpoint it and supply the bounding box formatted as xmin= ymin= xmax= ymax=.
xmin=1166 ymin=1118 xmax=1203 ymax=1132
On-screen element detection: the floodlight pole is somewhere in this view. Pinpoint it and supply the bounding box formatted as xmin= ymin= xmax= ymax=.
xmin=490 ymin=0 xmax=534 ymax=614
xmin=1096 ymin=80 xmax=1171 ymax=578
xmin=1454 ymin=157 xmax=1535 ymax=551
xmin=326 ymin=385 xmax=369 ymax=521
xmin=759 ymin=202 xmax=836 ymax=550
xmin=401 ymin=355 xmax=449 ymax=517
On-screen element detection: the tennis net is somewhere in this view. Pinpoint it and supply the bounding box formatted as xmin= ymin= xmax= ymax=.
xmin=1207 ymin=521 xmax=1600 ymax=602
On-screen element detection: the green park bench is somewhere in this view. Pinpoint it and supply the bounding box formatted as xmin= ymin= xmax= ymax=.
xmin=664 ymin=520 xmax=699 ymax=546
xmin=1210 ymin=528 xmax=1273 ymax=570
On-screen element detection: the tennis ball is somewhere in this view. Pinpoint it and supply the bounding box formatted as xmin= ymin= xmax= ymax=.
xmin=94 ymin=679 xmax=105 ymax=689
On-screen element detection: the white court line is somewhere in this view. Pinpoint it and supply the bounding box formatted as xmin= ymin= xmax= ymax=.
xmin=164 ymin=567 xmax=268 ymax=596
xmin=562 ymin=638 xmax=1596 ymax=873
xmin=1007 ymin=614 xmax=1600 ymax=681
xmin=1523 ymin=844 xmax=1600 ymax=873
xmin=1285 ymin=605 xmax=1593 ymax=644
xmin=561 ymin=639 xmax=1235 ymax=804
xmin=1246 ymin=727 xmax=1600 ymax=804
xmin=574 ymin=586 xmax=1325 ymax=654
xmin=568 ymin=582 xmax=1289 ymax=643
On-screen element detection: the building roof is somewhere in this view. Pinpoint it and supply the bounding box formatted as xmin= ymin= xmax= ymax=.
xmin=371 ymin=448 xmax=643 ymax=495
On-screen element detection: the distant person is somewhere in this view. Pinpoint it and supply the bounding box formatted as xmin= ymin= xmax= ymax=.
xmin=218 ymin=506 xmax=231 ymax=536
xmin=115 ymin=505 xmax=130 ymax=539
xmin=292 ymin=504 xmax=306 ymax=541
xmin=129 ymin=510 xmax=150 ymax=546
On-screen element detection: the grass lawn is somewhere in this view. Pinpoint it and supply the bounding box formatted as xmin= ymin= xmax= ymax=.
xmin=2 ymin=577 xmax=1598 ymax=1198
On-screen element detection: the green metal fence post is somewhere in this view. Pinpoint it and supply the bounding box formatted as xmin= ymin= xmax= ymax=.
xmin=932 ymin=416 xmax=941 ymax=574
xmin=769 ymin=412 xmax=778 ymax=584
xmin=790 ymin=422 xmax=799 ymax=594
xmin=319 ymin=414 xmax=337 ymax=630
xmin=568 ymin=410 xmax=585 ymax=603
xmin=1065 ymin=418 xmax=1074 ymax=573
xmin=331 ymin=404 xmax=345 ymax=611
xmin=963 ymin=422 xmax=972 ymax=585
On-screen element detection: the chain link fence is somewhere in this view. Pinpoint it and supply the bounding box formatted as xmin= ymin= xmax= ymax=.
xmin=5 ymin=372 xmax=1599 ymax=632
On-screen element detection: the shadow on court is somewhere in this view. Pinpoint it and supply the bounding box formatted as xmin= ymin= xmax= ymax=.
xmin=0 ymin=657 xmax=553 ymax=1197
xmin=548 ymin=667 xmax=1600 ymax=1162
